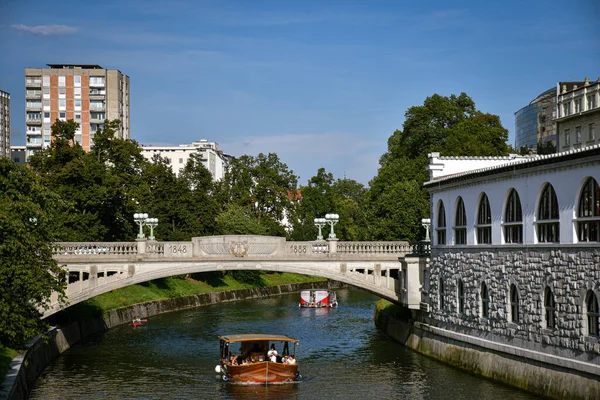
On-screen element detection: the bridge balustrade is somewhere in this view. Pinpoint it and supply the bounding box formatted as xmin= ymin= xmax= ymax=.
xmin=44 ymin=236 xmax=431 ymax=318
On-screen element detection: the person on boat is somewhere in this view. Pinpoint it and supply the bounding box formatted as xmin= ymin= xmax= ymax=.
xmin=268 ymin=344 xmax=278 ymax=362
xmin=286 ymin=355 xmax=296 ymax=365
xmin=133 ymin=316 xmax=141 ymax=324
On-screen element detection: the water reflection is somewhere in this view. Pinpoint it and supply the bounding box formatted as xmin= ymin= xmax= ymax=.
xmin=225 ymin=382 xmax=300 ymax=400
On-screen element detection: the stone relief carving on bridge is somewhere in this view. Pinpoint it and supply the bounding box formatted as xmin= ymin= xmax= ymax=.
xmin=229 ymin=241 xmax=249 ymax=257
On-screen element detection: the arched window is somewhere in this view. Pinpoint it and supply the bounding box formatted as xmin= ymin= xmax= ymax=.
xmin=544 ymin=287 xmax=556 ymax=329
xmin=504 ymin=190 xmax=523 ymax=243
xmin=458 ymin=279 xmax=465 ymax=314
xmin=537 ymin=184 xmax=559 ymax=243
xmin=477 ymin=193 xmax=492 ymax=244
xmin=480 ymin=282 xmax=489 ymax=318
xmin=586 ymin=290 xmax=599 ymax=337
xmin=437 ymin=201 xmax=446 ymax=245
xmin=577 ymin=178 xmax=600 ymax=242
xmin=455 ymin=197 xmax=467 ymax=245
xmin=510 ymin=284 xmax=519 ymax=323
xmin=439 ymin=278 xmax=445 ymax=310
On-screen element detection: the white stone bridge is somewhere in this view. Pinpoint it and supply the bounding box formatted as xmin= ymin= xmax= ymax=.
xmin=47 ymin=235 xmax=428 ymax=318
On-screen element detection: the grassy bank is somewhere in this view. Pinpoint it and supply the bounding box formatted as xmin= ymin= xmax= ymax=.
xmin=1 ymin=272 xmax=326 ymax=382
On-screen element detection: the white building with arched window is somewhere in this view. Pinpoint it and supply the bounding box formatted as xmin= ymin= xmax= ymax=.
xmin=424 ymin=145 xmax=600 ymax=374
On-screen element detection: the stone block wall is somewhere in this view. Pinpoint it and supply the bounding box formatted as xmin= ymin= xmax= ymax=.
xmin=428 ymin=246 xmax=600 ymax=362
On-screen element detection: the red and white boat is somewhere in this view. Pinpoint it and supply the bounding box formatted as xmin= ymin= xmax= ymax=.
xmin=299 ymin=290 xmax=338 ymax=308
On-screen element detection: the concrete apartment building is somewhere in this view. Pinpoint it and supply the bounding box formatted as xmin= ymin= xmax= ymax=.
xmin=24 ymin=64 xmax=130 ymax=161
xmin=0 ymin=90 xmax=9 ymax=159
xmin=141 ymin=139 xmax=230 ymax=181
xmin=555 ymin=77 xmax=599 ymax=151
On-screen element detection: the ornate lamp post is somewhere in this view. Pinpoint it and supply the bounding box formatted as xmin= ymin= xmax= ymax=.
xmin=133 ymin=213 xmax=148 ymax=239
xmin=146 ymin=217 xmax=159 ymax=241
xmin=313 ymin=217 xmax=327 ymax=241
xmin=325 ymin=213 xmax=340 ymax=239
xmin=421 ymin=218 xmax=431 ymax=242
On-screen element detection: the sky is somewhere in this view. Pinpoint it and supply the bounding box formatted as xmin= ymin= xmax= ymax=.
xmin=0 ymin=0 xmax=598 ymax=185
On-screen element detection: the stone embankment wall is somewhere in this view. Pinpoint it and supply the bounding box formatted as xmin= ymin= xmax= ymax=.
xmin=1 ymin=281 xmax=343 ymax=400
xmin=428 ymin=247 xmax=600 ymax=361
xmin=375 ymin=305 xmax=600 ymax=400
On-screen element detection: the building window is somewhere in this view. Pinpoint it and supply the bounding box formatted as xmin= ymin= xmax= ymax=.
xmin=58 ymin=76 xmax=66 ymax=87
xmin=74 ymin=87 xmax=81 ymax=97
xmin=588 ymin=94 xmax=597 ymax=110
xmin=564 ymin=129 xmax=571 ymax=146
xmin=43 ymin=112 xmax=50 ymax=119
xmin=537 ymin=184 xmax=559 ymax=243
xmin=458 ymin=279 xmax=465 ymax=314
xmin=437 ymin=201 xmax=446 ymax=245
xmin=74 ymin=75 xmax=81 ymax=85
xmin=476 ymin=193 xmax=491 ymax=244
xmin=439 ymin=278 xmax=445 ymax=310
xmin=90 ymin=76 xmax=105 ymax=86
xmin=59 ymin=112 xmax=66 ymax=120
xmin=59 ymin=99 xmax=66 ymax=110
xmin=586 ymin=291 xmax=599 ymax=337
xmin=480 ymin=282 xmax=489 ymax=318
xmin=575 ymin=126 xmax=582 ymax=143
xmin=504 ymin=189 xmax=523 ymax=243
xmin=75 ymin=100 xmax=81 ymax=110
xmin=454 ymin=197 xmax=467 ymax=245
xmin=510 ymin=284 xmax=519 ymax=323
xmin=577 ymin=177 xmax=600 ymax=242
xmin=575 ymin=98 xmax=582 ymax=113
xmin=544 ymin=286 xmax=556 ymax=329
xmin=563 ymin=102 xmax=570 ymax=117
xmin=75 ymin=113 xmax=81 ymax=120
xmin=589 ymin=123 xmax=596 ymax=141
xmin=42 ymin=75 xmax=50 ymax=86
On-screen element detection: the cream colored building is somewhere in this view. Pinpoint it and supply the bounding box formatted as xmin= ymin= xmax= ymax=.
xmin=555 ymin=77 xmax=599 ymax=151
xmin=24 ymin=64 xmax=130 ymax=161
xmin=141 ymin=139 xmax=230 ymax=181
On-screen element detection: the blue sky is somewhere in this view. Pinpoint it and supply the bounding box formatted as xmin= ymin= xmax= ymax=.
xmin=1 ymin=0 xmax=598 ymax=184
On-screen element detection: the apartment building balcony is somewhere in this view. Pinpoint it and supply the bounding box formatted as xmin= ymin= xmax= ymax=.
xmin=90 ymin=116 xmax=105 ymax=123
xmin=26 ymin=104 xmax=42 ymax=111
xmin=26 ymin=137 xmax=43 ymax=148
xmin=26 ymin=117 xmax=42 ymax=125
xmin=25 ymin=78 xmax=42 ymax=87
xmin=88 ymin=93 xmax=106 ymax=100
xmin=26 ymin=91 xmax=42 ymax=99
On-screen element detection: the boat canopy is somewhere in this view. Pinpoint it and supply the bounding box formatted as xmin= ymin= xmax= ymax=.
xmin=219 ymin=334 xmax=299 ymax=343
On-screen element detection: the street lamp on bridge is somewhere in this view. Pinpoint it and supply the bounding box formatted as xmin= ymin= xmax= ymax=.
xmin=421 ymin=218 xmax=431 ymax=242
xmin=313 ymin=217 xmax=327 ymax=241
xmin=325 ymin=213 xmax=339 ymax=239
xmin=134 ymin=213 xmax=149 ymax=239
xmin=146 ymin=218 xmax=159 ymax=241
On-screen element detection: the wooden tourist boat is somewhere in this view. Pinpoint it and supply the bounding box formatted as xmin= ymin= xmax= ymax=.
xmin=215 ymin=334 xmax=301 ymax=384
xmin=299 ymin=289 xmax=338 ymax=308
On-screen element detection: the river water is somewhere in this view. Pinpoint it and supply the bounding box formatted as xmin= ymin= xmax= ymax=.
xmin=30 ymin=288 xmax=537 ymax=400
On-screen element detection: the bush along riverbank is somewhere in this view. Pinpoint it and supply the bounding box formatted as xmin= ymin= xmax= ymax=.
xmin=0 ymin=272 xmax=340 ymax=400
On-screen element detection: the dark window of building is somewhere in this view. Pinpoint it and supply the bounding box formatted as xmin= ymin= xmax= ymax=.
xmin=577 ymin=177 xmax=600 ymax=242
xmin=455 ymin=197 xmax=467 ymax=245
xmin=544 ymin=287 xmax=556 ymax=329
xmin=587 ymin=291 xmax=599 ymax=337
xmin=437 ymin=201 xmax=446 ymax=245
xmin=458 ymin=279 xmax=465 ymax=314
xmin=537 ymin=184 xmax=559 ymax=243
xmin=476 ymin=193 xmax=492 ymax=244
xmin=504 ymin=189 xmax=523 ymax=243
xmin=480 ymin=282 xmax=489 ymax=318
xmin=510 ymin=284 xmax=519 ymax=323
xmin=439 ymin=278 xmax=445 ymax=310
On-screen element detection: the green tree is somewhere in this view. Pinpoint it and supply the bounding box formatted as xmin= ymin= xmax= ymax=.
xmin=0 ymin=159 xmax=67 ymax=348
xmin=215 ymin=153 xmax=298 ymax=236
xmin=367 ymin=93 xmax=510 ymax=241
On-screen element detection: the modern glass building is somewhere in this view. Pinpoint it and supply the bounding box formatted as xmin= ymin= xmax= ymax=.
xmin=514 ymin=87 xmax=556 ymax=152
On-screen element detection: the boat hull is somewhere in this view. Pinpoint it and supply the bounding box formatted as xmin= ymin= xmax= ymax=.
xmin=224 ymin=362 xmax=298 ymax=384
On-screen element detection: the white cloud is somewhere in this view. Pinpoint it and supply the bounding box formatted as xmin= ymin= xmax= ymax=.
xmin=11 ymin=24 xmax=78 ymax=35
